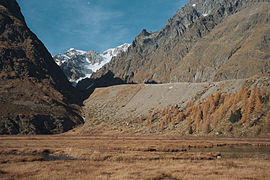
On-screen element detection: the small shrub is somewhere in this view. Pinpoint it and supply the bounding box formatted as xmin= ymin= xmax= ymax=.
xmin=189 ymin=126 xmax=193 ymax=134
xmin=229 ymin=109 xmax=242 ymax=123
xmin=261 ymin=95 xmax=269 ymax=105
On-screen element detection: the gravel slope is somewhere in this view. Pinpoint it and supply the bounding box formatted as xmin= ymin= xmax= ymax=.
xmin=77 ymin=78 xmax=257 ymax=134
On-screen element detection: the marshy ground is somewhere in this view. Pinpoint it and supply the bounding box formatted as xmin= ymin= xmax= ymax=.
xmin=0 ymin=135 xmax=269 ymax=179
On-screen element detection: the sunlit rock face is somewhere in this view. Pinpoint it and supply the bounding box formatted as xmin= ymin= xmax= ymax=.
xmin=91 ymin=0 xmax=270 ymax=86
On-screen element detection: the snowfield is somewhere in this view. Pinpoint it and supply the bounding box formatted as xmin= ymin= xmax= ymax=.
xmin=54 ymin=43 xmax=131 ymax=84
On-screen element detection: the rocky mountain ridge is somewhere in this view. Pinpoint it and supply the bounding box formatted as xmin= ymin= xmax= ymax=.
xmin=91 ymin=0 xmax=270 ymax=86
xmin=53 ymin=43 xmax=130 ymax=84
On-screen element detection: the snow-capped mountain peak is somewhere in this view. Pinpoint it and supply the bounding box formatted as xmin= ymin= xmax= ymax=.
xmin=100 ymin=43 xmax=130 ymax=65
xmin=53 ymin=43 xmax=131 ymax=85
xmin=101 ymin=43 xmax=130 ymax=61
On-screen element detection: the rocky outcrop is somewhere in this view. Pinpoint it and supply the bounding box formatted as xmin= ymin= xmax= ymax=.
xmin=0 ymin=0 xmax=83 ymax=134
xmin=54 ymin=49 xmax=103 ymax=84
xmin=91 ymin=0 xmax=270 ymax=85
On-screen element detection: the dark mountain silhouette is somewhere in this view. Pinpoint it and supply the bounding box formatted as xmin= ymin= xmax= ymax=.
xmin=0 ymin=0 xmax=83 ymax=134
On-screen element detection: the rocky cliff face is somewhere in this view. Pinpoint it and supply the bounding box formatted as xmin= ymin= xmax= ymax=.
xmin=53 ymin=43 xmax=130 ymax=84
xmin=54 ymin=49 xmax=103 ymax=84
xmin=0 ymin=0 xmax=83 ymax=134
xmin=91 ymin=0 xmax=270 ymax=85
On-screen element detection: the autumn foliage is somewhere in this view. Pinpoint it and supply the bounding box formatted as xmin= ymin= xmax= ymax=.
xmin=140 ymin=86 xmax=270 ymax=136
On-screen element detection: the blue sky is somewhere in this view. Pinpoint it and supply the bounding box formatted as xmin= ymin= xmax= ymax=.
xmin=17 ymin=0 xmax=189 ymax=55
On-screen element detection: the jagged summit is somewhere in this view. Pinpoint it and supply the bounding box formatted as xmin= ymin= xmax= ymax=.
xmin=53 ymin=43 xmax=131 ymax=84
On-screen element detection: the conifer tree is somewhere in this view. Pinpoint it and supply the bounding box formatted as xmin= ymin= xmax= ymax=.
xmin=209 ymin=94 xmax=216 ymax=114
xmin=223 ymin=94 xmax=231 ymax=109
xmin=214 ymin=92 xmax=221 ymax=106
xmin=229 ymin=94 xmax=237 ymax=111
xmin=160 ymin=120 xmax=165 ymax=131
xmin=203 ymin=101 xmax=210 ymax=118
xmin=238 ymin=86 xmax=246 ymax=100
xmin=187 ymin=101 xmax=194 ymax=108
xmin=240 ymin=112 xmax=247 ymax=124
xmin=171 ymin=117 xmax=175 ymax=126
xmin=217 ymin=104 xmax=226 ymax=120
xmin=147 ymin=113 xmax=153 ymax=125
xmin=241 ymin=88 xmax=250 ymax=121
xmin=204 ymin=112 xmax=210 ymax=123
xmin=212 ymin=110 xmax=219 ymax=127
xmin=207 ymin=94 xmax=215 ymax=113
xmin=240 ymin=87 xmax=249 ymax=101
xmin=185 ymin=106 xmax=193 ymax=118
xmin=254 ymin=94 xmax=263 ymax=113
xmin=208 ymin=94 xmax=214 ymax=102
xmin=248 ymin=88 xmax=256 ymax=114
xmin=195 ymin=109 xmax=202 ymax=127
xmin=202 ymin=118 xmax=210 ymax=134
xmin=165 ymin=114 xmax=170 ymax=124
xmin=190 ymin=106 xmax=197 ymax=120
xmin=186 ymin=116 xmax=191 ymax=128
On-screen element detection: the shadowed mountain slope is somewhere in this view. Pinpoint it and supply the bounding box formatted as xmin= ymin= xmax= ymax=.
xmin=0 ymin=0 xmax=83 ymax=134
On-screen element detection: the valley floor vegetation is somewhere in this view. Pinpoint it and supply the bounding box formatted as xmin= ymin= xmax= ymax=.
xmin=0 ymin=135 xmax=270 ymax=179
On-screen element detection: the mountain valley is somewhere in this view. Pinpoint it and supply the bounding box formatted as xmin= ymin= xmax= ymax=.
xmin=0 ymin=0 xmax=270 ymax=179
xmin=1 ymin=0 xmax=269 ymax=136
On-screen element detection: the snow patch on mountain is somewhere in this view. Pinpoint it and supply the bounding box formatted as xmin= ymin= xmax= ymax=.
xmin=54 ymin=43 xmax=130 ymax=85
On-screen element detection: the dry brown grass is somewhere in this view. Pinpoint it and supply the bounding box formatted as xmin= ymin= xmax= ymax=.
xmin=0 ymin=135 xmax=269 ymax=179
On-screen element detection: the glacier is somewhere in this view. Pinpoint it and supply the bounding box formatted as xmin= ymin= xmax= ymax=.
xmin=54 ymin=43 xmax=130 ymax=85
